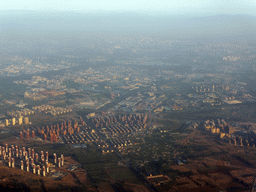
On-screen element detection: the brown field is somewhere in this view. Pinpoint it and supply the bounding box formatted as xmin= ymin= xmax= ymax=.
xmin=157 ymin=130 xmax=256 ymax=192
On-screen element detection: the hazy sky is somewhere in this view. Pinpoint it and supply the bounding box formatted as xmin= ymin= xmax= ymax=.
xmin=1 ymin=0 xmax=256 ymax=15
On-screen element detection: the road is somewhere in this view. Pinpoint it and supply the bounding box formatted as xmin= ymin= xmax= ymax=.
xmin=113 ymin=148 xmax=157 ymax=192
xmin=173 ymin=129 xmax=197 ymax=158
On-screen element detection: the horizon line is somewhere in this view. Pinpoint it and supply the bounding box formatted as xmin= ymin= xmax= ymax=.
xmin=1 ymin=10 xmax=256 ymax=16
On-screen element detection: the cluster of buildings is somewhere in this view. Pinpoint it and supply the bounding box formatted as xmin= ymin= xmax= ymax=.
xmin=16 ymin=76 xmax=68 ymax=91
xmin=109 ymin=139 xmax=132 ymax=150
xmin=227 ymin=135 xmax=256 ymax=147
xmin=118 ymin=96 xmax=142 ymax=107
xmin=95 ymin=141 xmax=113 ymax=154
xmin=20 ymin=129 xmax=35 ymax=140
xmin=62 ymin=130 xmax=100 ymax=144
xmin=5 ymin=105 xmax=73 ymax=128
xmin=4 ymin=56 xmax=74 ymax=76
xmin=91 ymin=113 xmax=148 ymax=128
xmin=190 ymin=80 xmax=249 ymax=107
xmin=32 ymin=105 xmax=55 ymax=111
xmin=0 ymin=143 xmax=64 ymax=177
xmin=193 ymin=85 xmax=217 ymax=93
xmin=91 ymin=114 xmax=149 ymax=138
xmin=203 ymin=119 xmax=230 ymax=138
xmin=5 ymin=116 xmax=29 ymax=126
xmin=15 ymin=76 xmax=48 ymax=86
xmin=104 ymin=124 xmax=143 ymax=137
xmin=130 ymin=94 xmax=165 ymax=113
xmin=45 ymin=107 xmax=72 ymax=116
xmin=24 ymin=89 xmax=65 ymax=100
xmin=7 ymin=109 xmax=34 ymax=117
xmin=32 ymin=105 xmax=72 ymax=116
xmin=203 ymin=119 xmax=256 ymax=147
xmin=97 ymin=139 xmax=132 ymax=154
xmin=36 ymin=118 xmax=85 ymax=142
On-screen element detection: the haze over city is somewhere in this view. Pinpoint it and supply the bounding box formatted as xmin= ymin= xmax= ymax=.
xmin=0 ymin=0 xmax=256 ymax=191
